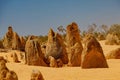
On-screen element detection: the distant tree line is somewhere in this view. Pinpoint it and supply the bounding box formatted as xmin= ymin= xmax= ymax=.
xmin=0 ymin=23 xmax=120 ymax=48
xmin=81 ymin=23 xmax=120 ymax=40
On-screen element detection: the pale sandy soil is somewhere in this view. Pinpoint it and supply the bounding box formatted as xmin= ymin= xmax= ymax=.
xmin=6 ymin=59 xmax=120 ymax=80
xmin=99 ymin=40 xmax=120 ymax=55
xmin=0 ymin=40 xmax=120 ymax=80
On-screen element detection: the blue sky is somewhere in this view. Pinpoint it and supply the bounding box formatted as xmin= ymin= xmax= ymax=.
xmin=0 ymin=0 xmax=120 ymax=37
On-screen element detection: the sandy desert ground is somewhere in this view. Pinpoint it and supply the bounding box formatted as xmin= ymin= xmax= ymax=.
xmin=0 ymin=40 xmax=120 ymax=80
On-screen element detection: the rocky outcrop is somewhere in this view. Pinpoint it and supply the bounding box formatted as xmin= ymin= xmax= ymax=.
xmin=0 ymin=56 xmax=18 ymax=80
xmin=81 ymin=34 xmax=108 ymax=68
xmin=3 ymin=26 xmax=14 ymax=49
xmin=48 ymin=56 xmax=58 ymax=67
xmin=0 ymin=40 xmax=3 ymax=48
xmin=25 ymin=36 xmax=47 ymax=66
xmin=106 ymin=48 xmax=120 ymax=59
xmin=48 ymin=56 xmax=63 ymax=67
xmin=66 ymin=22 xmax=83 ymax=66
xmin=12 ymin=52 xmax=19 ymax=62
xmin=41 ymin=44 xmax=47 ymax=55
xmin=31 ymin=70 xmax=44 ymax=80
xmin=20 ymin=36 xmax=26 ymax=51
xmin=3 ymin=26 xmax=24 ymax=50
xmin=45 ymin=28 xmax=68 ymax=65
xmin=12 ymin=32 xmax=22 ymax=50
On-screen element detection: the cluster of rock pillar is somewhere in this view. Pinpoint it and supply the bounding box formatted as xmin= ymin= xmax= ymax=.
xmin=25 ymin=22 xmax=108 ymax=68
xmin=3 ymin=26 xmax=25 ymax=51
xmin=2 ymin=23 xmax=108 ymax=68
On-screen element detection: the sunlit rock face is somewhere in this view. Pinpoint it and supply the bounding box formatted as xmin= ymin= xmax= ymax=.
xmin=3 ymin=26 xmax=24 ymax=50
xmin=45 ymin=28 xmax=68 ymax=64
xmin=66 ymin=22 xmax=83 ymax=66
xmin=25 ymin=36 xmax=47 ymax=66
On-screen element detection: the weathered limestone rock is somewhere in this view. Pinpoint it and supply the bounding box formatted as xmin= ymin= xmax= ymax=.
xmin=25 ymin=36 xmax=47 ymax=66
xmin=56 ymin=58 xmax=63 ymax=67
xmin=48 ymin=56 xmax=63 ymax=68
xmin=3 ymin=26 xmax=14 ymax=49
xmin=3 ymin=26 xmax=24 ymax=50
xmin=0 ymin=56 xmax=18 ymax=80
xmin=12 ymin=32 xmax=22 ymax=50
xmin=66 ymin=22 xmax=83 ymax=66
xmin=48 ymin=56 xmax=58 ymax=67
xmin=41 ymin=44 xmax=46 ymax=55
xmin=106 ymin=48 xmax=120 ymax=59
xmin=31 ymin=70 xmax=44 ymax=80
xmin=81 ymin=34 xmax=108 ymax=68
xmin=5 ymin=71 xmax=18 ymax=80
xmin=45 ymin=28 xmax=68 ymax=64
xmin=20 ymin=36 xmax=26 ymax=51
xmin=0 ymin=40 xmax=4 ymax=48
xmin=12 ymin=52 xmax=19 ymax=62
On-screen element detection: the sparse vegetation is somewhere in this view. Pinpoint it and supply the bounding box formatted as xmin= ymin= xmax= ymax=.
xmin=107 ymin=24 xmax=120 ymax=39
xmin=38 ymin=35 xmax=48 ymax=44
xmin=24 ymin=35 xmax=48 ymax=44
xmin=82 ymin=23 xmax=120 ymax=42
xmin=57 ymin=25 xmax=66 ymax=34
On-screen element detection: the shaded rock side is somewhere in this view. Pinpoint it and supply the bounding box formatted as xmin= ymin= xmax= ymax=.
xmin=48 ymin=56 xmax=63 ymax=67
xmin=66 ymin=22 xmax=83 ymax=66
xmin=31 ymin=70 xmax=44 ymax=80
xmin=0 ymin=56 xmax=18 ymax=80
xmin=20 ymin=36 xmax=26 ymax=51
xmin=81 ymin=34 xmax=108 ymax=68
xmin=106 ymin=48 xmax=120 ymax=59
xmin=12 ymin=32 xmax=22 ymax=50
xmin=12 ymin=52 xmax=19 ymax=62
